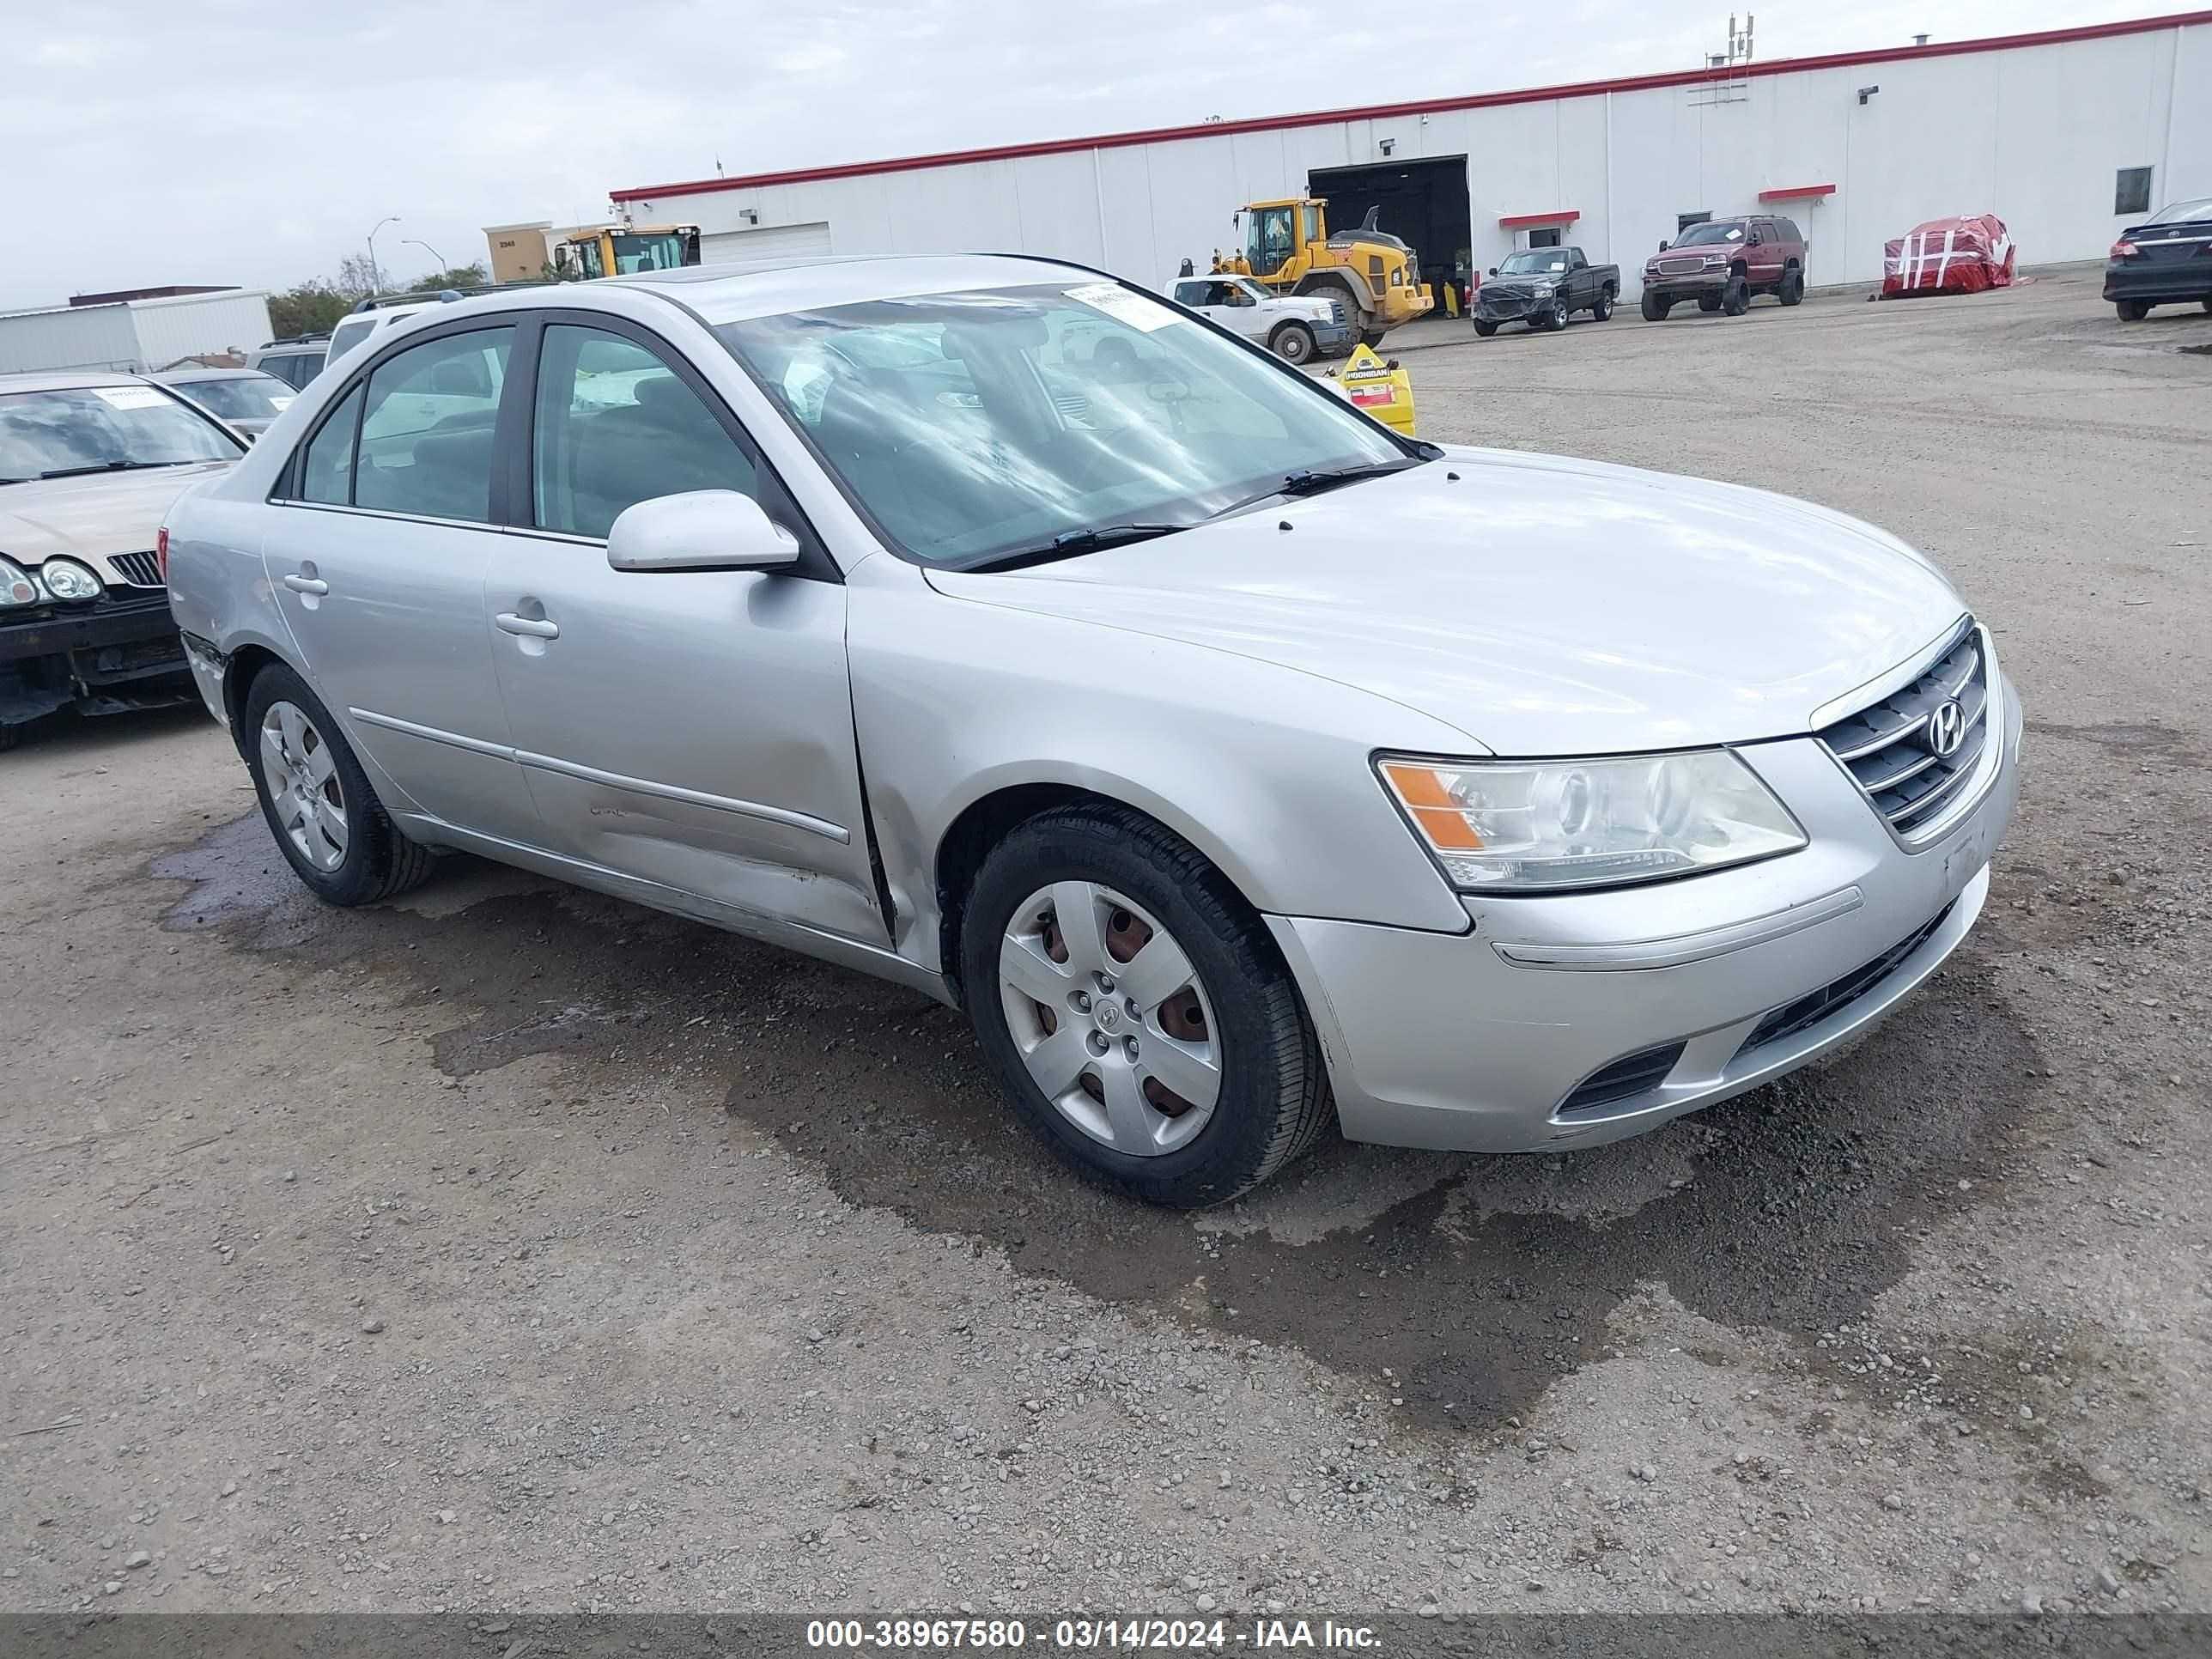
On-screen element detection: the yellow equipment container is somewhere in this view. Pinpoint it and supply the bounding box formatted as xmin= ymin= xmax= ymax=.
xmin=1328 ymin=343 xmax=1416 ymax=438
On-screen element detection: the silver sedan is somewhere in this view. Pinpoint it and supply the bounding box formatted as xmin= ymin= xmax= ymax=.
xmin=163 ymin=255 xmax=2019 ymax=1206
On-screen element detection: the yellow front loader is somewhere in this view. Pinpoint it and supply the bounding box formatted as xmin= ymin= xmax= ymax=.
xmin=1214 ymin=198 xmax=1431 ymax=345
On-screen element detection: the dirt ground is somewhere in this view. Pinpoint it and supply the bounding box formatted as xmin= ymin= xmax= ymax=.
xmin=3 ymin=269 xmax=2208 ymax=1620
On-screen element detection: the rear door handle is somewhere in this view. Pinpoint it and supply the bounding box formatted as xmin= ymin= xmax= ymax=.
xmin=495 ymin=612 xmax=560 ymax=641
xmin=283 ymin=574 xmax=328 ymax=595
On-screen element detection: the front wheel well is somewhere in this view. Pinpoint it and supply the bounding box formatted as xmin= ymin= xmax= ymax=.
xmin=221 ymin=644 xmax=287 ymax=761
xmin=933 ymin=784 xmax=1268 ymax=1010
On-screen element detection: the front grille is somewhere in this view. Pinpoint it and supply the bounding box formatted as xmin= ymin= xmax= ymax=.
xmin=106 ymin=550 xmax=163 ymax=588
xmin=1480 ymin=295 xmax=1530 ymax=318
xmin=1660 ymin=258 xmax=1705 ymax=276
xmin=1738 ymin=901 xmax=1954 ymax=1054
xmin=1816 ymin=623 xmax=1990 ymax=842
xmin=1558 ymin=1041 xmax=1686 ymax=1116
xmin=1329 ymin=298 xmax=1348 ymax=326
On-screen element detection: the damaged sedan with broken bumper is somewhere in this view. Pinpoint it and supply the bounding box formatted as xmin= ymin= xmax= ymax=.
xmin=0 ymin=373 xmax=243 ymax=748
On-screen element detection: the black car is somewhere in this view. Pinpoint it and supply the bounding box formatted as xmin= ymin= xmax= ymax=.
xmin=2105 ymin=195 xmax=2212 ymax=320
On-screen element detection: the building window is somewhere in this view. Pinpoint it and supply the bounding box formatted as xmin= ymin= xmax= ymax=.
xmin=1528 ymin=227 xmax=1562 ymax=248
xmin=1677 ymin=210 xmax=1712 ymax=234
xmin=2115 ymin=167 xmax=2154 ymax=216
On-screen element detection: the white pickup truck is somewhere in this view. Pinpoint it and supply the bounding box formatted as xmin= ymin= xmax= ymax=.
xmin=1165 ymin=274 xmax=1353 ymax=364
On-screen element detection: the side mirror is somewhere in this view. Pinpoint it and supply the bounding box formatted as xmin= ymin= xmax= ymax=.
xmin=1659 ymin=240 xmax=1671 ymax=252
xmin=1486 ymin=266 xmax=1498 ymax=276
xmin=606 ymin=490 xmax=799 ymax=574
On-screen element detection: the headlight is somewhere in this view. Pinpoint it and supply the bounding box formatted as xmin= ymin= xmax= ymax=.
xmin=40 ymin=558 xmax=103 ymax=602
xmin=1703 ymin=255 xmax=1727 ymax=268
xmin=1379 ymin=750 xmax=1806 ymax=892
xmin=1532 ymin=283 xmax=1555 ymax=296
xmin=0 ymin=556 xmax=38 ymax=607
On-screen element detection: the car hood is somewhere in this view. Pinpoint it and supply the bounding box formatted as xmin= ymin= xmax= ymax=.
xmin=0 ymin=462 xmax=232 ymax=571
xmin=1481 ymin=276 xmax=1563 ymax=294
xmin=925 ymin=450 xmax=1966 ymax=756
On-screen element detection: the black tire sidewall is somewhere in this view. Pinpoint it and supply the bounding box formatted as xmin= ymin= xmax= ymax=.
xmin=242 ymin=664 xmax=392 ymax=906
xmin=1474 ymin=319 xmax=1497 ymax=337
xmin=961 ymin=812 xmax=1313 ymax=1206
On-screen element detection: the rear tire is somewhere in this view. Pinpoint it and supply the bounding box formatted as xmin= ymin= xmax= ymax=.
xmin=2116 ymin=300 xmax=2152 ymax=321
xmin=0 ymin=720 xmax=22 ymax=754
xmin=1269 ymin=321 xmax=1316 ymax=364
xmin=2203 ymin=298 xmax=2212 ymax=314
xmin=1641 ymin=291 xmax=1670 ymax=321
xmin=1359 ymin=330 xmax=1386 ymax=349
xmin=961 ymin=805 xmax=1330 ymax=1208
xmin=1778 ymin=268 xmax=1804 ymax=306
xmin=243 ymin=662 xmax=435 ymax=907
xmin=1591 ymin=289 xmax=1614 ymax=321
xmin=1472 ymin=319 xmax=1498 ymax=337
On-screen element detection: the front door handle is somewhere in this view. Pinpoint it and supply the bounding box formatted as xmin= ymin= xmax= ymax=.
xmin=283 ymin=574 xmax=328 ymax=595
xmin=495 ymin=612 xmax=560 ymax=641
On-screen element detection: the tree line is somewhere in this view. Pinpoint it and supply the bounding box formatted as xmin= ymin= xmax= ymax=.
xmin=266 ymin=255 xmax=494 ymax=339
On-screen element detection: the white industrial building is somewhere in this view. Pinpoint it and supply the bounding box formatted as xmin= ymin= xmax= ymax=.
xmin=0 ymin=289 xmax=275 ymax=376
xmin=611 ymin=11 xmax=2211 ymax=297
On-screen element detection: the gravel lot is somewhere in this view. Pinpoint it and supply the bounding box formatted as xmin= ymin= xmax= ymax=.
xmin=3 ymin=269 xmax=2208 ymax=1620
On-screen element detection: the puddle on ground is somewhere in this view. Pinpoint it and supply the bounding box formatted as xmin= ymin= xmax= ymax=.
xmin=151 ymin=811 xmax=2045 ymax=1425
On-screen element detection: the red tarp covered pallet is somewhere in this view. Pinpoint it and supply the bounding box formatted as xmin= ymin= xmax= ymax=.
xmin=1881 ymin=214 xmax=2016 ymax=297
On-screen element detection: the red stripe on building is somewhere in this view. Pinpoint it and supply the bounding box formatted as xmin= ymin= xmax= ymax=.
xmin=1759 ymin=184 xmax=1838 ymax=201
xmin=1498 ymin=210 xmax=1581 ymax=228
xmin=613 ymin=11 xmax=2212 ymax=203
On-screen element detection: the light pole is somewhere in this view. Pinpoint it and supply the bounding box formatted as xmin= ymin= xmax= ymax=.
xmin=365 ymin=215 xmax=399 ymax=295
xmin=403 ymin=238 xmax=448 ymax=275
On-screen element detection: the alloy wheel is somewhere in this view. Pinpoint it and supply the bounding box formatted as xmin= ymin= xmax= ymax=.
xmin=258 ymin=699 xmax=349 ymax=872
xmin=998 ymin=881 xmax=1221 ymax=1156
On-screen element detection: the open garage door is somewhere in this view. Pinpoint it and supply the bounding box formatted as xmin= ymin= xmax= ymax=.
xmin=1308 ymin=158 xmax=1471 ymax=315
xmin=700 ymin=222 xmax=834 ymax=265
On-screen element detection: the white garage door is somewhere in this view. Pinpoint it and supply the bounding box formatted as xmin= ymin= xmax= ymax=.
xmin=701 ymin=222 xmax=834 ymax=265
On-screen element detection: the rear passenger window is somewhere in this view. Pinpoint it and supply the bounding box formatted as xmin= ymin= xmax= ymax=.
xmin=300 ymin=385 xmax=363 ymax=504
xmin=531 ymin=325 xmax=755 ymax=539
xmin=354 ymin=328 xmax=514 ymax=524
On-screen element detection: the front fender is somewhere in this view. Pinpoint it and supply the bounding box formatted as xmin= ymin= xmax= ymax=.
xmin=844 ymin=558 xmax=1476 ymax=976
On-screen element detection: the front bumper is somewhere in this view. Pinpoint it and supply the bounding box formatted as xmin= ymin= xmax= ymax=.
xmin=1269 ymin=672 xmax=2023 ymax=1154
xmin=0 ymin=591 xmax=191 ymax=723
xmin=1644 ymin=267 xmax=1729 ymax=298
xmin=1475 ymin=292 xmax=1551 ymax=322
xmin=1312 ymin=321 xmax=1355 ymax=349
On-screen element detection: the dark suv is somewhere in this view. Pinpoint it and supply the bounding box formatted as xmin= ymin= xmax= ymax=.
xmin=1640 ymin=216 xmax=1806 ymax=319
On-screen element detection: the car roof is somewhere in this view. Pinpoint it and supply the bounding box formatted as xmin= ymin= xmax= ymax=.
xmin=0 ymin=368 xmax=156 ymax=395
xmin=617 ymin=253 xmax=1107 ymax=324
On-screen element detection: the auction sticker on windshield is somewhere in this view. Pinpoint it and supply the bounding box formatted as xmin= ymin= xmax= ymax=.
xmin=92 ymin=386 xmax=169 ymax=410
xmin=1065 ymin=283 xmax=1181 ymax=332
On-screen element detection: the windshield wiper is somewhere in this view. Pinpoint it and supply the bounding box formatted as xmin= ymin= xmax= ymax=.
xmin=962 ymin=523 xmax=1185 ymax=572
xmin=1211 ymin=456 xmax=1433 ymax=520
xmin=36 ymin=460 xmax=195 ymax=480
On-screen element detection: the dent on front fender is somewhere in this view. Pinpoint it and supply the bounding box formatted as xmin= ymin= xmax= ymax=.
xmin=842 ymin=565 xmax=1480 ymax=975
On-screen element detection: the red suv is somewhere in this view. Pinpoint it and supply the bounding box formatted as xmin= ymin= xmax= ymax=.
xmin=1640 ymin=216 xmax=1807 ymax=319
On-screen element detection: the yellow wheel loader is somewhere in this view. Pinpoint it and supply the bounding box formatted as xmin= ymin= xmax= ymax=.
xmin=1213 ymin=198 xmax=1432 ymax=344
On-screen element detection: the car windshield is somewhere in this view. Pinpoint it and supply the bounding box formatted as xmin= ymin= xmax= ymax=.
xmin=1498 ymin=252 xmax=1570 ymax=275
xmin=2148 ymin=197 xmax=2212 ymax=225
xmin=170 ymin=376 xmax=294 ymax=421
xmin=717 ymin=282 xmax=1411 ymax=568
xmin=1674 ymin=222 xmax=1745 ymax=246
xmin=0 ymin=385 xmax=241 ymax=483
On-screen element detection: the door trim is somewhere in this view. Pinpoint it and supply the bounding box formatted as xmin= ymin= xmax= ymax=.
xmin=513 ymin=748 xmax=852 ymax=843
xmin=349 ymin=705 xmax=514 ymax=759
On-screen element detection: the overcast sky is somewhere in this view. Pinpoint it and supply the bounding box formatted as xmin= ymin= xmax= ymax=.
xmin=8 ymin=0 xmax=2199 ymax=311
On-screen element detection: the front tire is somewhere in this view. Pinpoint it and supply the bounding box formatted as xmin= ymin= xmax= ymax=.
xmin=1721 ymin=273 xmax=1751 ymax=316
xmin=962 ymin=806 xmax=1329 ymax=1208
xmin=243 ymin=663 xmax=434 ymax=907
xmin=2116 ymin=300 xmax=2152 ymax=321
xmin=1472 ymin=319 xmax=1498 ymax=337
xmin=0 ymin=720 xmax=23 ymax=754
xmin=1544 ymin=304 xmax=1570 ymax=331
xmin=1698 ymin=293 xmax=1723 ymax=313
xmin=1591 ymin=289 xmax=1614 ymax=321
xmin=1269 ymin=321 xmax=1316 ymax=364
xmin=1641 ymin=291 xmax=1671 ymax=321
